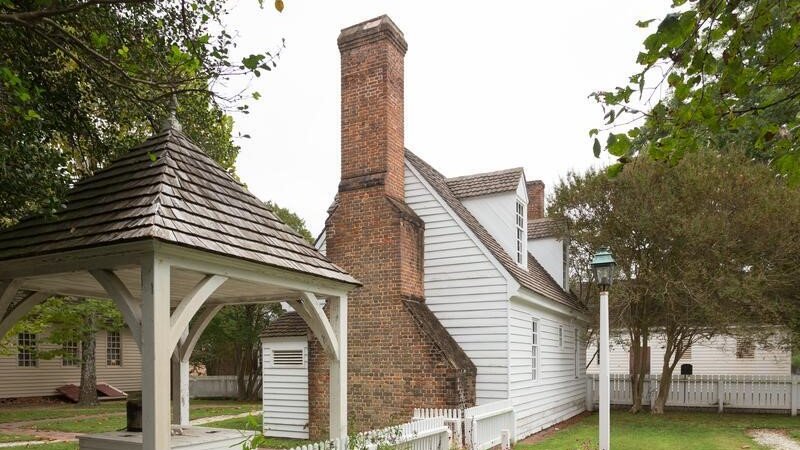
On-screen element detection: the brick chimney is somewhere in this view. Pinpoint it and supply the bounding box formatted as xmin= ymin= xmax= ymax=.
xmin=307 ymin=15 xmax=476 ymax=439
xmin=527 ymin=180 xmax=545 ymax=220
xmin=338 ymin=15 xmax=407 ymax=201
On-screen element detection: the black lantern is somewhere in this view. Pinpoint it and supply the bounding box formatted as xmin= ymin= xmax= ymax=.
xmin=590 ymin=247 xmax=616 ymax=291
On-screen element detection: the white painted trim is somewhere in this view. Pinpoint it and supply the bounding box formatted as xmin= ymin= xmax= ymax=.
xmin=168 ymin=274 xmax=228 ymax=351
xmin=328 ymin=294 xmax=347 ymax=440
xmin=512 ymin=290 xmax=589 ymax=323
xmin=287 ymin=293 xmax=339 ymax=361
xmin=180 ymin=305 xmax=223 ymax=361
xmin=0 ymin=291 xmax=49 ymax=339
xmin=90 ymin=269 xmax=143 ymax=349
xmin=0 ymin=242 xmax=152 ymax=279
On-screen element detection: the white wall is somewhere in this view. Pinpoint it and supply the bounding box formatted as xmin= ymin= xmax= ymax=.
xmin=0 ymin=328 xmax=141 ymax=398
xmin=262 ymin=335 xmax=309 ymax=439
xmin=460 ymin=176 xmax=528 ymax=270
xmin=527 ymin=237 xmax=565 ymax=289
xmin=405 ymin=162 xmax=511 ymax=403
xmin=509 ymin=297 xmax=587 ymax=439
xmin=586 ymin=333 xmax=791 ymax=376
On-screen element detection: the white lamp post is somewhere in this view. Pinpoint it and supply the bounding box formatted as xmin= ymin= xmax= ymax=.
xmin=591 ymin=247 xmax=615 ymax=450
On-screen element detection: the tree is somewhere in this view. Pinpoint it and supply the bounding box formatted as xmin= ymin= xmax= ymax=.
xmin=192 ymin=200 xmax=313 ymax=400
xmin=550 ymin=150 xmax=800 ymax=413
xmin=19 ymin=297 xmax=124 ymax=405
xmin=0 ymin=0 xmax=285 ymax=224
xmin=592 ymin=0 xmax=800 ymax=180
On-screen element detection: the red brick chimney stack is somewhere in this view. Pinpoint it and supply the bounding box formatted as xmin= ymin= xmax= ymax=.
xmin=338 ymin=15 xmax=407 ymax=200
xmin=526 ymin=180 xmax=545 ymax=220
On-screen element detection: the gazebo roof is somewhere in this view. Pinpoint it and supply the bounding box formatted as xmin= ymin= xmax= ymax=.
xmin=0 ymin=123 xmax=357 ymax=286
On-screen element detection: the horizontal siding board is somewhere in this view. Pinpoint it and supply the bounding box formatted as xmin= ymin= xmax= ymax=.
xmin=262 ymin=338 xmax=308 ymax=439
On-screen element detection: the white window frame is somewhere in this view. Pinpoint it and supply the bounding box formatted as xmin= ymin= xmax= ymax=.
xmin=62 ymin=341 xmax=80 ymax=367
xmin=17 ymin=332 xmax=37 ymax=367
xmin=515 ymin=201 xmax=525 ymax=265
xmin=574 ymin=328 xmax=580 ymax=378
xmin=531 ymin=318 xmax=539 ymax=381
xmin=106 ymin=331 xmax=122 ymax=366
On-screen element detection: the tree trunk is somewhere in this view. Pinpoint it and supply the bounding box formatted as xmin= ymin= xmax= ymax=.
xmin=78 ymin=330 xmax=98 ymax=406
xmin=629 ymin=331 xmax=645 ymax=413
xmin=652 ymin=339 xmax=680 ymax=414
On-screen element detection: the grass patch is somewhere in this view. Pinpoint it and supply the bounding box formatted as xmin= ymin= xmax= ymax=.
xmin=200 ymin=415 xmax=310 ymax=449
xmin=0 ymin=402 xmax=122 ymax=424
xmin=0 ymin=443 xmax=77 ymax=450
xmin=0 ymin=433 xmax=41 ymax=443
xmin=515 ymin=411 xmax=800 ymax=450
xmin=189 ymin=401 xmax=260 ymax=420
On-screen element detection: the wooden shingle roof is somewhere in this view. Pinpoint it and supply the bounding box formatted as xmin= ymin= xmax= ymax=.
xmin=0 ymin=125 xmax=358 ymax=286
xmin=527 ymin=218 xmax=565 ymax=240
xmin=261 ymin=312 xmax=308 ymax=337
xmin=406 ymin=150 xmax=583 ymax=311
xmin=446 ymin=167 xmax=523 ymax=199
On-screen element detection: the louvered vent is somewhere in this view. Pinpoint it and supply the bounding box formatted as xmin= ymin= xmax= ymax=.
xmin=272 ymin=349 xmax=304 ymax=366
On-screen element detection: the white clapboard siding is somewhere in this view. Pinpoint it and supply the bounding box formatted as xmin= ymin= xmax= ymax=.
xmin=509 ymin=299 xmax=586 ymax=439
xmin=0 ymin=328 xmax=141 ymax=398
xmin=262 ymin=336 xmax=309 ymax=439
xmin=405 ymin=163 xmax=510 ymax=402
xmin=586 ymin=332 xmax=791 ymax=376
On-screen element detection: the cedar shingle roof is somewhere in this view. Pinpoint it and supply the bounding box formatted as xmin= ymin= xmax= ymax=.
xmin=527 ymin=218 xmax=564 ymax=240
xmin=406 ymin=150 xmax=583 ymax=311
xmin=262 ymin=312 xmax=308 ymax=337
xmin=0 ymin=126 xmax=358 ymax=286
xmin=446 ymin=168 xmax=524 ymax=199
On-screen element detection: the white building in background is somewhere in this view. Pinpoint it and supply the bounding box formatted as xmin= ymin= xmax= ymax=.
xmin=586 ymin=332 xmax=791 ymax=376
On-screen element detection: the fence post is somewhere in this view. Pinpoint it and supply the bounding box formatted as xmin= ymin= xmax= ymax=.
xmin=471 ymin=417 xmax=478 ymax=450
xmin=649 ymin=376 xmax=656 ymax=411
xmin=441 ymin=429 xmax=452 ymax=450
xmin=500 ymin=430 xmax=510 ymax=450
xmin=791 ymin=376 xmax=797 ymax=417
xmin=586 ymin=377 xmax=593 ymax=412
xmin=717 ymin=377 xmax=724 ymax=413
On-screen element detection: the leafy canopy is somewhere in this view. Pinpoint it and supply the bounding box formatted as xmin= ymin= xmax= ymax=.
xmin=592 ymin=0 xmax=800 ymax=179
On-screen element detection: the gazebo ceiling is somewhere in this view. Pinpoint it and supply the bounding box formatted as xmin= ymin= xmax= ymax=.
xmin=0 ymin=122 xmax=357 ymax=287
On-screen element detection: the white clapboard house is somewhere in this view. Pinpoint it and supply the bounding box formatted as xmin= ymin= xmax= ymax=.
xmin=262 ymin=166 xmax=589 ymax=439
xmin=586 ymin=332 xmax=792 ymax=376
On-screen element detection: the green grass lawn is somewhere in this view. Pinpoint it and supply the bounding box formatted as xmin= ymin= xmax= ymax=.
xmin=25 ymin=400 xmax=260 ymax=433
xmin=0 ymin=443 xmax=76 ymax=450
xmin=516 ymin=411 xmax=800 ymax=450
xmin=200 ymin=414 xmax=310 ymax=449
xmin=0 ymin=433 xmax=41 ymax=443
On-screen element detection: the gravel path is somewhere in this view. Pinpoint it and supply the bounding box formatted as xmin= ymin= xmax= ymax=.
xmin=748 ymin=429 xmax=800 ymax=450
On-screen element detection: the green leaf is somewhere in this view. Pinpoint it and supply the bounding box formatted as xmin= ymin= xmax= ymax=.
xmin=589 ymin=128 xmax=599 ymax=138
xmin=242 ymin=54 xmax=264 ymax=70
xmin=606 ymin=162 xmax=624 ymax=178
xmin=593 ymin=138 xmax=602 ymax=158
xmin=636 ymin=19 xmax=656 ymax=28
xmin=117 ymin=45 xmax=129 ymax=59
xmin=606 ymin=133 xmax=632 ymax=157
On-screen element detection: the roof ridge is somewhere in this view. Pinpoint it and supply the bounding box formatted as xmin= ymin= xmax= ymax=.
xmin=445 ymin=166 xmax=524 ymax=182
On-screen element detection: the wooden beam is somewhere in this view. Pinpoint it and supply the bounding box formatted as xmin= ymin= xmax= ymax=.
xmin=168 ymin=274 xmax=227 ymax=351
xmin=0 ymin=291 xmax=49 ymax=339
xmin=0 ymin=242 xmax=151 ymax=279
xmin=288 ymin=292 xmax=339 ymax=361
xmin=90 ymin=269 xmax=142 ymax=349
xmin=328 ymin=294 xmax=347 ymax=440
xmin=179 ymin=304 xmax=223 ymax=362
xmin=0 ymin=279 xmax=24 ymax=318
xmin=140 ymin=256 xmax=171 ymax=450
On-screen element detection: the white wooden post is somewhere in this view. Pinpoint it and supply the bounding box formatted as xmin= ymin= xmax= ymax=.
xmin=717 ymin=377 xmax=724 ymax=413
xmin=500 ymin=429 xmax=510 ymax=450
xmin=599 ymin=291 xmax=610 ymax=450
xmin=171 ymin=335 xmax=191 ymax=427
xmin=328 ymin=294 xmax=347 ymax=440
xmin=141 ymin=256 xmax=172 ymax=450
xmin=791 ymin=376 xmax=797 ymax=417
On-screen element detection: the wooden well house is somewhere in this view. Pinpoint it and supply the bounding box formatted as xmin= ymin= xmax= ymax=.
xmin=0 ymin=115 xmax=358 ymax=450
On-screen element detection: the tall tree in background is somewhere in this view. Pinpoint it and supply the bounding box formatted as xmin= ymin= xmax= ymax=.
xmin=550 ymin=150 xmax=800 ymax=413
xmin=591 ymin=0 xmax=800 ymax=180
xmin=1 ymin=0 xmax=285 ymax=225
xmin=192 ymin=201 xmax=313 ymax=400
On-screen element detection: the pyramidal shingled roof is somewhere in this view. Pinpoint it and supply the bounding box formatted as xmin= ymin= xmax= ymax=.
xmin=0 ymin=125 xmax=358 ymax=286
xmin=446 ymin=167 xmax=524 ymax=199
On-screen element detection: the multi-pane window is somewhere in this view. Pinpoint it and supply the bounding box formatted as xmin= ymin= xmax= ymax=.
xmin=516 ymin=201 xmax=525 ymax=264
xmin=62 ymin=341 xmax=80 ymax=367
xmin=17 ymin=333 xmax=37 ymax=367
xmin=107 ymin=331 xmax=122 ymax=366
xmin=531 ymin=319 xmax=539 ymax=380
xmin=574 ymin=328 xmax=580 ymax=378
xmin=736 ymin=340 xmax=755 ymax=359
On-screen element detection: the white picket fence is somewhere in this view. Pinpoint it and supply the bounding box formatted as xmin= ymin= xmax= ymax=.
xmin=587 ymin=374 xmax=800 ymax=415
xmin=286 ymin=417 xmax=450 ymax=450
xmin=413 ymin=400 xmax=516 ymax=450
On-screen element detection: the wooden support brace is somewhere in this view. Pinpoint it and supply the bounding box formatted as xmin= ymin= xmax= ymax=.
xmin=0 ymin=279 xmax=24 ymax=318
xmin=179 ymin=304 xmax=224 ymax=362
xmin=169 ymin=274 xmax=227 ymax=351
xmin=90 ymin=269 xmax=142 ymax=348
xmin=0 ymin=291 xmax=49 ymax=339
xmin=288 ymin=292 xmax=339 ymax=361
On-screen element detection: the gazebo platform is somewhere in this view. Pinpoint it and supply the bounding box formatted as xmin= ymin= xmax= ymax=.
xmin=78 ymin=427 xmax=254 ymax=450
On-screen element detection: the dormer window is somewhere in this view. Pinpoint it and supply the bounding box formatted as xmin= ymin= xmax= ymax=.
xmin=516 ymin=201 xmax=525 ymax=264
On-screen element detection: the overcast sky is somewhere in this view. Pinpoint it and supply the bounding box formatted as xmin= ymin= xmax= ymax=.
xmin=224 ymin=1 xmax=673 ymax=235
